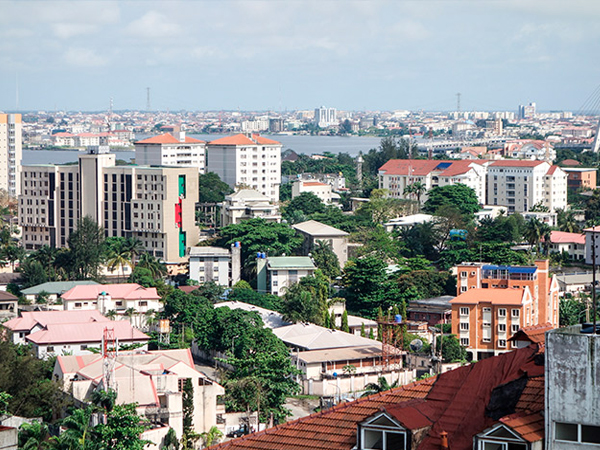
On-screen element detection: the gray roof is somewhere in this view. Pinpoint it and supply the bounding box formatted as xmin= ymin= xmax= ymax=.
xmin=295 ymin=345 xmax=382 ymax=364
xmin=272 ymin=323 xmax=381 ymax=350
xmin=227 ymin=189 xmax=270 ymax=201
xmin=408 ymin=295 xmax=454 ymax=311
xmin=21 ymin=281 xmax=100 ymax=296
xmin=189 ymin=246 xmax=230 ymax=257
xmin=214 ymin=301 xmax=290 ymax=329
xmin=267 ymin=256 xmax=316 ymax=270
xmin=292 ymin=220 xmax=348 ymax=237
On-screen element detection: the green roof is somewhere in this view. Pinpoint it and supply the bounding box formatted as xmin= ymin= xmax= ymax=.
xmin=21 ymin=281 xmax=100 ymax=295
xmin=267 ymin=256 xmax=315 ymax=270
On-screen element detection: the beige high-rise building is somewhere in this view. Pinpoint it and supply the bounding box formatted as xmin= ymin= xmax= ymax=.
xmin=0 ymin=113 xmax=22 ymax=197
xmin=19 ymin=150 xmax=198 ymax=263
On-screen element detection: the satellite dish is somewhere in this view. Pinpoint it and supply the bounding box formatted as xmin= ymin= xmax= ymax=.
xmin=410 ymin=339 xmax=424 ymax=352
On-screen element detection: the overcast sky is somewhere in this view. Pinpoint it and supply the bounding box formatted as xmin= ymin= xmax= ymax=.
xmin=0 ymin=0 xmax=599 ymax=112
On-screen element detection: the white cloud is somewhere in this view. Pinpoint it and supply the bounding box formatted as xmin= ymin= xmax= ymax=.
xmin=52 ymin=23 xmax=99 ymax=39
xmin=63 ymin=47 xmax=109 ymax=67
xmin=126 ymin=10 xmax=183 ymax=40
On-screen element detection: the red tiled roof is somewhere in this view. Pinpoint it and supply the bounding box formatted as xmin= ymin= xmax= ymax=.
xmin=508 ymin=323 xmax=553 ymax=346
xmin=208 ymin=134 xmax=281 ymax=146
xmin=302 ymin=181 xmax=329 ymax=187
xmin=135 ymin=133 xmax=204 ymax=145
xmin=26 ymin=320 xmax=149 ymax=345
xmin=546 ymin=165 xmax=559 ymax=175
xmin=209 ymin=346 xmax=543 ymax=450
xmin=561 ymin=159 xmax=581 ymax=166
xmin=61 ymin=283 xmax=160 ymax=301
xmin=489 ymin=160 xmax=545 ymax=167
xmin=500 ymin=411 xmax=545 ymax=442
xmin=549 ymin=231 xmax=585 ymax=245
xmin=3 ymin=310 xmax=108 ymax=332
xmin=378 ymin=159 xmax=483 ymax=177
xmin=450 ymin=288 xmax=526 ymax=306
xmin=515 ymin=376 xmax=545 ymax=412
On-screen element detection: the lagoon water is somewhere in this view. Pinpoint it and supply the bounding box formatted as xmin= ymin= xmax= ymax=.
xmin=22 ymin=134 xmax=384 ymax=165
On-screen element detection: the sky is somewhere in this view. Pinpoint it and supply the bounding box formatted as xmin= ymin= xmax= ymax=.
xmin=0 ymin=0 xmax=599 ymax=112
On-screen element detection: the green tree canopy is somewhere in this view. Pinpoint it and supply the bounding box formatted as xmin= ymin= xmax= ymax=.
xmin=284 ymin=192 xmax=326 ymax=220
xmin=199 ymin=172 xmax=233 ymax=203
xmin=67 ymin=216 xmax=106 ymax=280
xmin=423 ymin=184 xmax=480 ymax=217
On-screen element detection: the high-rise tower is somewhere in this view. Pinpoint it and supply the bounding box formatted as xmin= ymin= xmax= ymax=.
xmin=0 ymin=114 xmax=22 ymax=197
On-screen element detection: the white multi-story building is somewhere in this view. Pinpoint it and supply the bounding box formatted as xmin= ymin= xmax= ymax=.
xmin=487 ymin=160 xmax=567 ymax=213
xmin=378 ymin=159 xmax=488 ymax=204
xmin=188 ymin=243 xmax=241 ymax=286
xmin=135 ymin=131 xmax=206 ymax=172
xmin=291 ymin=180 xmax=335 ymax=204
xmin=220 ymin=189 xmax=281 ymax=226
xmin=503 ymin=140 xmax=556 ymax=162
xmin=0 ymin=113 xmax=22 ymax=197
xmin=19 ymin=149 xmax=198 ymax=263
xmin=206 ymin=134 xmax=281 ymax=203
xmin=256 ymin=255 xmax=316 ymax=296
xmin=314 ymin=107 xmax=337 ymax=127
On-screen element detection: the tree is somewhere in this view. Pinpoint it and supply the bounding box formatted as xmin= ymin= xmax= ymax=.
xmin=403 ymin=181 xmax=426 ymax=206
xmin=556 ymin=209 xmax=580 ymax=233
xmin=560 ymin=295 xmax=589 ymax=326
xmin=436 ymin=334 xmax=468 ymax=362
xmin=182 ymin=378 xmax=196 ymax=449
xmin=341 ymin=310 xmax=349 ymax=333
xmin=361 ymin=377 xmax=399 ymax=397
xmin=339 ymin=119 xmax=353 ymax=135
xmin=199 ymin=172 xmax=233 ymax=203
xmin=136 ymin=253 xmax=167 ymax=278
xmin=18 ymin=421 xmax=50 ymax=450
xmin=93 ymin=403 xmax=149 ymax=450
xmin=529 ymin=201 xmax=550 ymax=213
xmin=19 ymin=259 xmax=48 ymax=288
xmin=67 ymin=216 xmax=106 ymax=280
xmin=342 ymin=256 xmax=391 ymax=318
xmin=423 ymin=184 xmax=480 ymax=217
xmin=200 ymin=426 xmax=223 ymax=448
xmin=524 ymin=218 xmax=551 ymax=253
xmin=311 ymin=240 xmax=341 ymax=279
xmin=105 ymin=239 xmax=132 ymax=281
xmin=284 ymin=192 xmax=326 ymax=219
xmin=281 ymin=276 xmax=327 ymax=325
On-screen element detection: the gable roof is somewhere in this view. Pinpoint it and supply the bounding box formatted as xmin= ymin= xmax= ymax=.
xmin=26 ymin=320 xmax=149 ymax=345
xmin=135 ymin=133 xmax=204 ymax=145
xmin=508 ymin=323 xmax=553 ymax=347
xmin=378 ymin=159 xmax=483 ymax=177
xmin=3 ymin=310 xmax=108 ymax=332
xmin=272 ymin=322 xmax=381 ymax=350
xmin=292 ymin=220 xmax=349 ymax=237
xmin=21 ymin=280 xmax=100 ymax=296
xmin=61 ymin=283 xmax=160 ymax=301
xmin=208 ymin=134 xmax=281 ymax=146
xmin=489 ymin=160 xmax=546 ymax=168
xmin=209 ymin=345 xmax=543 ymax=450
xmin=266 ymin=256 xmax=316 ymax=270
xmin=549 ymin=230 xmax=585 ymax=245
xmin=449 ymin=288 xmax=528 ymax=306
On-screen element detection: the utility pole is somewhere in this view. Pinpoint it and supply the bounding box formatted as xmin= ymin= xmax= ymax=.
xmin=456 ymin=92 xmax=461 ymax=113
xmin=146 ymin=87 xmax=151 ymax=111
xmin=593 ymin=229 xmax=598 ymax=334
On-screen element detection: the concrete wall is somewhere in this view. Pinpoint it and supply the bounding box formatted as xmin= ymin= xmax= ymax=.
xmin=0 ymin=427 xmax=17 ymax=450
xmin=300 ymin=370 xmax=416 ymax=397
xmin=546 ymin=326 xmax=600 ymax=450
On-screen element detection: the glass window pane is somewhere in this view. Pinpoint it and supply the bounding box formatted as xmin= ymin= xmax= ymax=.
xmin=555 ymin=422 xmax=578 ymax=441
xmin=507 ymin=443 xmax=527 ymax=450
xmin=582 ymin=425 xmax=600 ymax=444
xmin=364 ymin=430 xmax=383 ymax=449
xmin=483 ymin=443 xmax=504 ymax=450
xmin=386 ymin=432 xmax=405 ymax=450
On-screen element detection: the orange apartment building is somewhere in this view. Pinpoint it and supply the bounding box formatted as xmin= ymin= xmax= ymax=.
xmin=562 ymin=167 xmax=597 ymax=190
xmin=450 ymin=260 xmax=559 ymax=360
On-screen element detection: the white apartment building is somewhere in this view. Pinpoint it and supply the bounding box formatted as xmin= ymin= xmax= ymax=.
xmin=188 ymin=243 xmax=241 ymax=286
xmin=314 ymin=107 xmax=337 ymax=127
xmin=220 ymin=189 xmax=281 ymax=226
xmin=487 ymin=160 xmax=567 ymax=213
xmin=206 ymin=134 xmax=281 ymax=203
xmin=256 ymin=255 xmax=316 ymax=296
xmin=291 ymin=180 xmax=335 ymax=204
xmin=378 ymin=159 xmax=488 ymax=204
xmin=19 ymin=150 xmax=198 ymax=263
xmin=0 ymin=114 xmax=22 ymax=197
xmin=135 ymin=131 xmax=206 ymax=172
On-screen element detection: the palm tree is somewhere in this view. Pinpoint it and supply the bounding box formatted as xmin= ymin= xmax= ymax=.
xmin=200 ymin=426 xmax=224 ymax=448
xmin=411 ymin=181 xmax=426 ymax=206
xmin=18 ymin=421 xmax=50 ymax=450
xmin=137 ymin=253 xmax=167 ymax=278
xmin=55 ymin=406 xmax=93 ymax=450
xmin=557 ymin=209 xmax=580 ymax=233
xmin=524 ymin=218 xmax=543 ymax=251
xmin=105 ymin=309 xmax=118 ymax=321
xmin=123 ymin=237 xmax=145 ymax=268
xmin=106 ymin=242 xmax=132 ymax=282
xmin=361 ymin=377 xmax=400 ymax=397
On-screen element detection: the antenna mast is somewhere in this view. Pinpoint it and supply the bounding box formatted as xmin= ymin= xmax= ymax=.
xmin=146 ymin=87 xmax=151 ymax=111
xmin=456 ymin=92 xmax=461 ymax=113
xmin=102 ymin=327 xmax=118 ymax=392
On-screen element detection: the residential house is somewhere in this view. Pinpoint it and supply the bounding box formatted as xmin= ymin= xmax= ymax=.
xmin=486 ymin=160 xmax=567 ymax=213
xmin=292 ymin=220 xmax=349 ymax=268
xmin=213 ymin=301 xmax=290 ymax=329
xmin=220 ymin=189 xmax=281 ymax=226
xmin=383 ymin=214 xmax=435 ymax=232
xmin=189 ymin=244 xmax=241 ymax=286
xmin=134 ymin=131 xmax=206 ymax=173
xmin=503 ymin=140 xmax=556 ymax=162
xmin=208 ymin=343 xmax=546 ymax=450
xmin=378 ymin=159 xmax=488 ymax=204
xmin=2 ymin=310 xmax=148 ymax=359
xmin=256 ymin=255 xmax=316 ymax=296
xmin=206 ymin=134 xmax=281 ymax=203
xmin=561 ymin=167 xmax=597 ymax=190
xmin=291 ymin=180 xmax=338 ymax=205
xmin=21 ymin=280 xmax=100 ymax=304
xmin=54 ymin=349 xmax=225 ymax=442
xmin=0 ymin=291 xmax=18 ymax=321
xmin=60 ymin=283 xmax=162 ymax=329
xmin=407 ymin=295 xmax=453 ymax=327
xmin=547 ymin=231 xmax=586 ymax=261
xmin=452 ymin=260 xmax=559 ymax=359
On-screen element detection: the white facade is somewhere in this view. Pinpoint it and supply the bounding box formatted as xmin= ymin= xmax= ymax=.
xmin=207 ymin=134 xmax=281 ymax=203
xmin=487 ymin=161 xmax=567 ymax=213
xmin=220 ymin=189 xmax=281 ymax=226
xmin=314 ymin=107 xmax=337 ymax=127
xmin=584 ymin=227 xmax=600 ymax=266
xmin=135 ymin=132 xmax=206 ymax=173
xmin=188 ymin=244 xmax=241 ymax=286
xmin=256 ymin=256 xmax=316 ymax=296
xmin=0 ymin=114 xmax=22 ymax=197
xmin=291 ymin=180 xmax=334 ymax=204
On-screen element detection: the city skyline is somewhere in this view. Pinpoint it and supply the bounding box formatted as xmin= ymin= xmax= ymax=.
xmin=0 ymin=0 xmax=599 ymax=112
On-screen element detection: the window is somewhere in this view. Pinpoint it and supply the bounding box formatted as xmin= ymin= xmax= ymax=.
xmin=359 ymin=413 xmax=407 ymax=450
xmin=555 ymin=422 xmax=600 ymax=444
xmin=498 ymin=339 xmax=506 ymax=348
xmin=461 ymin=286 xmax=467 ymax=293
xmin=511 ymin=309 xmax=520 ymax=318
xmin=511 ymin=324 xmax=519 ymax=333
xmin=460 ymin=338 xmax=469 ymax=346
xmin=80 ymin=345 xmax=88 ymax=350
xmin=460 ymin=323 xmax=469 ymax=331
xmin=498 ymin=324 xmax=506 ymax=332
xmin=461 ymin=271 xmax=467 ymax=277
xmin=498 ymin=308 xmax=506 ymax=317
xmin=47 ymin=346 xmax=55 ymax=352
xmin=460 ymin=307 xmax=469 ymax=316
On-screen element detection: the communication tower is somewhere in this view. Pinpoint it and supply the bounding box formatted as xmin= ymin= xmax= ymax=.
xmin=377 ymin=314 xmax=404 ymax=372
xmin=102 ymin=327 xmax=118 ymax=392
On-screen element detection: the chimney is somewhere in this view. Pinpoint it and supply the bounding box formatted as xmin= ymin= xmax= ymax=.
xmin=440 ymin=431 xmax=449 ymax=450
